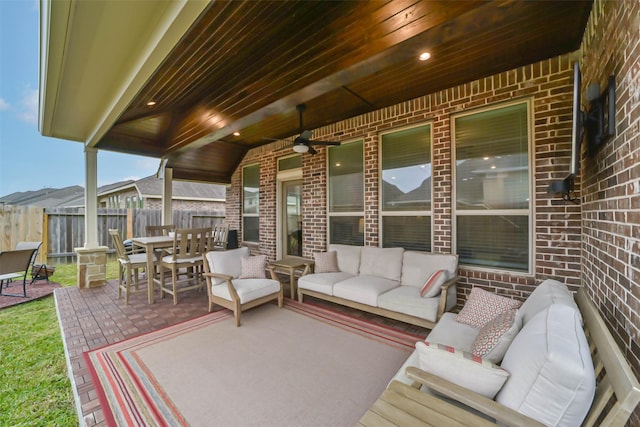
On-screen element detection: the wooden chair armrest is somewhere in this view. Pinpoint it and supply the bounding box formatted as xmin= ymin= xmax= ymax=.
xmin=405 ymin=367 xmax=545 ymax=427
xmin=203 ymin=272 xmax=233 ymax=281
xmin=266 ymin=265 xmax=279 ymax=281
xmin=437 ymin=275 xmax=458 ymax=319
xmin=203 ymin=272 xmax=239 ymax=300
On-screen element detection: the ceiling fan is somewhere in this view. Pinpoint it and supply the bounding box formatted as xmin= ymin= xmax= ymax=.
xmin=290 ymin=104 xmax=340 ymax=154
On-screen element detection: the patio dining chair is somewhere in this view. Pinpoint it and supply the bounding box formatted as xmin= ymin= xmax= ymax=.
xmin=145 ymin=224 xmax=176 ymax=237
xmin=211 ymin=223 xmax=229 ymax=251
xmin=109 ymin=229 xmax=155 ymax=304
xmin=158 ymin=227 xmax=212 ymax=304
xmin=0 ymin=248 xmax=39 ymax=298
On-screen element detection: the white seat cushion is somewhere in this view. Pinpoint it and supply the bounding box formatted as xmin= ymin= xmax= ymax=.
xmin=297 ymin=272 xmax=354 ymax=295
xmin=162 ymin=255 xmax=201 ymax=264
xmin=128 ymin=253 xmax=153 ymax=264
xmin=496 ymin=304 xmax=595 ymax=427
xmin=211 ymin=278 xmax=280 ymax=304
xmin=333 ymin=275 xmax=399 ymax=306
xmin=426 ymin=312 xmax=480 ymax=352
xmin=377 ymin=286 xmax=440 ymax=322
xmin=205 ymin=247 xmax=250 ymax=284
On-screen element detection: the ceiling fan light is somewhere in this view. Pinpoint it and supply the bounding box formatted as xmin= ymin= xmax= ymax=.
xmin=293 ymin=144 xmax=309 ymax=153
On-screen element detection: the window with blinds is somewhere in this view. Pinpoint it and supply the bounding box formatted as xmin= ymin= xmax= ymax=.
xmin=242 ymin=164 xmax=260 ymax=242
xmin=328 ymin=140 xmax=364 ymax=245
xmin=453 ymin=101 xmax=532 ymax=272
xmin=380 ymin=124 xmax=432 ymax=251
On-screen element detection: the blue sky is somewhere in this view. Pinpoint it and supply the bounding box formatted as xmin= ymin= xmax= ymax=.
xmin=0 ymin=0 xmax=158 ymax=198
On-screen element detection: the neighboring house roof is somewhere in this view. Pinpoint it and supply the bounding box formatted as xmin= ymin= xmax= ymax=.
xmin=0 ymin=186 xmax=85 ymax=208
xmin=98 ymin=175 xmax=226 ymax=201
xmin=1 ymin=176 xmax=226 ymax=208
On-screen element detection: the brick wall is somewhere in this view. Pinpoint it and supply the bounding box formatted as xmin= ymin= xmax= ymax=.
xmin=228 ymin=52 xmax=583 ymax=305
xmin=579 ymin=0 xmax=640 ymax=423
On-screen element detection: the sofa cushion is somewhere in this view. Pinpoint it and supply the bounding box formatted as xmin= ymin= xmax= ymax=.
xmin=377 ymin=286 xmax=440 ymax=322
xmin=456 ymin=287 xmax=522 ymax=329
xmin=313 ymin=251 xmax=339 ymax=273
xmin=205 ymin=247 xmax=250 ymax=284
xmin=297 ymin=272 xmax=354 ymax=295
xmin=333 ymin=275 xmax=400 ymax=306
xmin=470 ymin=309 xmax=520 ymax=364
xmin=496 ymin=304 xmax=595 ymax=427
xmin=239 ymin=255 xmax=266 ymax=279
xmin=401 ymin=251 xmax=458 ymax=288
xmin=517 ymin=278 xmax=581 ymax=326
xmin=416 ymin=341 xmax=510 ymax=399
xmin=329 ymin=244 xmax=362 ymax=275
xmin=426 ymin=312 xmax=480 ymax=352
xmin=211 ymin=278 xmax=280 ymax=304
xmin=420 ymin=269 xmax=448 ymax=298
xmin=359 ymin=246 xmax=404 ymax=281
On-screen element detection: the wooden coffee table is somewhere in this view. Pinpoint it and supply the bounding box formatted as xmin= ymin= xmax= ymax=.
xmin=269 ymin=256 xmax=313 ymax=299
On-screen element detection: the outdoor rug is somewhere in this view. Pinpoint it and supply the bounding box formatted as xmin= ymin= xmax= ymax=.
xmin=0 ymin=279 xmax=61 ymax=310
xmin=85 ymin=300 xmax=425 ymax=427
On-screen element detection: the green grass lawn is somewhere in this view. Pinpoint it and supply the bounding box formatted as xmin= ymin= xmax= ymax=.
xmin=0 ymin=261 xmax=119 ymax=426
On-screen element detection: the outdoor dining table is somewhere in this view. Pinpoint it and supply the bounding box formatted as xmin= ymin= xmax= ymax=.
xmin=131 ymin=235 xmax=174 ymax=304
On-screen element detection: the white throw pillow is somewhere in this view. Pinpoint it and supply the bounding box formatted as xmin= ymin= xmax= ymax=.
xmin=415 ymin=341 xmax=510 ymax=399
xmin=420 ymin=269 xmax=448 ymax=298
xmin=470 ymin=309 xmax=521 ymax=363
xmin=456 ymin=287 xmax=522 ymax=329
xmin=239 ymin=255 xmax=266 ymax=279
xmin=313 ymin=251 xmax=339 ymax=273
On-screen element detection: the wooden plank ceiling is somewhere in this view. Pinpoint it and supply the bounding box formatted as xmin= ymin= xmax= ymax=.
xmin=96 ymin=0 xmax=592 ymax=183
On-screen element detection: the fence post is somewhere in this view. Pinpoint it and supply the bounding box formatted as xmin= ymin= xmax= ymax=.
xmin=127 ymin=208 xmax=133 ymax=239
xmin=42 ymin=211 xmax=49 ymax=265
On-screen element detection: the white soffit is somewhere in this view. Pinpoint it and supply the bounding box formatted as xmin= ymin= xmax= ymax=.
xmin=39 ymin=0 xmax=208 ymax=145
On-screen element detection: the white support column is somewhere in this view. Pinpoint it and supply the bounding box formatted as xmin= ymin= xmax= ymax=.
xmin=74 ymin=146 xmax=108 ymax=288
xmin=162 ymin=167 xmax=173 ymax=225
xmin=84 ymin=146 xmax=99 ymax=248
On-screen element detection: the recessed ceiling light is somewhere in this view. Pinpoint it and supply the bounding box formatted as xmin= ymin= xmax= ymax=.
xmin=146 ymin=100 xmax=156 ymax=107
xmin=483 ymin=156 xmax=490 ymax=160
xmin=419 ymin=52 xmax=431 ymax=61
xmin=491 ymin=165 xmax=496 ymax=169
xmin=233 ymin=131 xmax=240 ymax=136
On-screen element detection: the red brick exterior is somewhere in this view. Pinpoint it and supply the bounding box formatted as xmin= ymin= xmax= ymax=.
xmin=580 ymin=0 xmax=640 ymax=423
xmin=229 ymin=52 xmax=582 ymax=298
xmin=227 ymin=3 xmax=640 ymax=421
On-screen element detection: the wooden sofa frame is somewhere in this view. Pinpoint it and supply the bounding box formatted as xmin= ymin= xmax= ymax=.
xmin=390 ymin=288 xmax=640 ymax=426
xmin=297 ymin=277 xmax=458 ymax=329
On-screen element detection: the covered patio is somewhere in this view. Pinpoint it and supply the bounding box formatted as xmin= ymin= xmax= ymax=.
xmin=38 ymin=0 xmax=640 ymax=425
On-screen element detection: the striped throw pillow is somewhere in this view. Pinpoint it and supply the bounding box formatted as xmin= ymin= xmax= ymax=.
xmin=420 ymin=269 xmax=448 ymax=298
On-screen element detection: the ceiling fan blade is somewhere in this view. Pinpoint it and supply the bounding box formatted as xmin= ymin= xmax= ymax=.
xmin=300 ymin=130 xmax=312 ymax=141
xmin=308 ymin=145 xmax=317 ymax=155
xmin=309 ymin=140 xmax=340 ymax=146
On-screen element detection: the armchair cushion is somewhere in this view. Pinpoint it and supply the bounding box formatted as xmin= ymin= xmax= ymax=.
xmin=211 ymin=278 xmax=281 ymax=304
xmin=496 ymin=304 xmax=595 ymax=427
xmin=313 ymin=251 xmax=339 ymax=273
xmin=416 ymin=341 xmax=510 ymax=399
xmin=205 ymin=247 xmax=250 ymax=284
xmin=239 ymin=255 xmax=267 ymax=279
xmin=456 ymin=287 xmax=522 ymax=329
xmin=470 ymin=309 xmax=520 ymax=363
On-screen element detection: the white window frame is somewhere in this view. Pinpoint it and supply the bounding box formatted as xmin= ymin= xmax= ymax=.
xmin=326 ymin=139 xmax=365 ymax=247
xmin=242 ymin=163 xmax=260 ymax=243
xmin=452 ymin=98 xmax=535 ymax=274
xmin=378 ymin=122 xmax=434 ymax=250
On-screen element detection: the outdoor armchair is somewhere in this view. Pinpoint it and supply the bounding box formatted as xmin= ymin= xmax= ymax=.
xmin=203 ymin=247 xmax=283 ymax=327
xmin=0 ymin=248 xmax=39 ymax=297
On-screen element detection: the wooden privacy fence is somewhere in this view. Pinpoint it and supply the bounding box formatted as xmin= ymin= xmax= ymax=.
xmin=0 ymin=205 xmax=225 ymax=264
